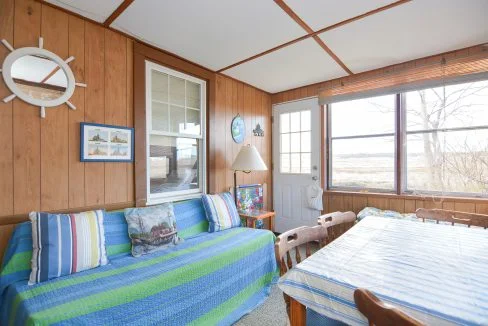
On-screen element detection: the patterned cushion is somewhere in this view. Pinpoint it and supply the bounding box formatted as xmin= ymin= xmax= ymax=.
xmin=202 ymin=192 xmax=241 ymax=232
xmin=124 ymin=203 xmax=181 ymax=257
xmin=28 ymin=210 xmax=108 ymax=285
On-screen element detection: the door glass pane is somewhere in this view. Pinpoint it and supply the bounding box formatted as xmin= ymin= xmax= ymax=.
xmin=290 ymin=153 xmax=300 ymax=173
xmin=331 ymin=95 xmax=395 ymax=137
xmin=290 ymin=112 xmax=300 ymax=132
xmin=185 ymin=109 xmax=201 ymax=135
xmin=281 ymin=113 xmax=290 ymax=133
xmin=149 ymin=135 xmax=199 ymax=194
xmin=290 ymin=133 xmax=300 ymax=153
xmin=170 ymin=106 xmax=185 ymax=133
xmin=186 ymin=81 xmax=201 ymax=109
xmin=281 ymin=153 xmax=290 ymax=173
xmin=301 ymin=131 xmax=311 ymax=153
xmin=152 ymin=102 xmax=168 ymax=132
xmin=151 ymin=71 xmax=168 ymax=102
xmin=331 ymin=137 xmax=395 ymax=189
xmin=281 ymin=133 xmax=290 ymax=153
xmin=301 ymin=153 xmax=311 ymax=173
xmin=169 ymin=76 xmax=185 ymax=106
xmin=301 ymin=110 xmax=311 ymax=131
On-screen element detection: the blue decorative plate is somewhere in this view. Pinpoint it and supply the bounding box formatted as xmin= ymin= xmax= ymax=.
xmin=231 ymin=114 xmax=246 ymax=144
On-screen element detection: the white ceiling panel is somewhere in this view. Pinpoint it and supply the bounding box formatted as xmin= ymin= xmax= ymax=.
xmin=320 ymin=0 xmax=488 ymax=73
xmin=45 ymin=0 xmax=123 ymax=23
xmin=111 ymin=0 xmax=306 ymax=71
xmin=224 ymin=38 xmax=347 ymax=93
xmin=285 ymin=0 xmax=397 ymax=31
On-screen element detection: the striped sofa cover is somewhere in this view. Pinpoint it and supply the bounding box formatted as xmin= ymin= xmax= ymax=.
xmin=0 ymin=199 xmax=278 ymax=325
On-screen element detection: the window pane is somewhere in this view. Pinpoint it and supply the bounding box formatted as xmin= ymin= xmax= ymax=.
xmin=185 ymin=108 xmax=201 ymax=135
xmin=301 ymin=110 xmax=311 ymax=131
xmin=406 ymin=129 xmax=488 ymax=195
xmin=301 ymin=131 xmax=311 ymax=153
xmin=170 ymin=105 xmax=185 ymax=133
xmin=169 ymin=76 xmax=185 ymax=106
xmin=331 ymin=137 xmax=395 ymax=189
xmin=281 ymin=153 xmax=290 ymax=173
xmin=331 ymin=95 xmax=395 ymax=137
xmin=290 ymin=112 xmax=300 ymax=132
xmin=281 ymin=133 xmax=290 ymax=153
xmin=406 ymin=80 xmax=488 ymax=132
xmin=281 ymin=113 xmax=290 ymax=133
xmin=149 ymin=136 xmax=199 ymax=194
xmin=186 ymin=81 xmax=200 ymax=109
xmin=290 ymin=153 xmax=300 ymax=173
xmin=152 ymin=102 xmax=168 ymax=132
xmin=301 ymin=153 xmax=311 ymax=173
xmin=290 ymin=133 xmax=300 ymax=153
xmin=151 ymin=71 xmax=168 ymax=102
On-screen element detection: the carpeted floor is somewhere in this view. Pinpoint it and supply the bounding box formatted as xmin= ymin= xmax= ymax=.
xmin=234 ymin=285 xmax=290 ymax=326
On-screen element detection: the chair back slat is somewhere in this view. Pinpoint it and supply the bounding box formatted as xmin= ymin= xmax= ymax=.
xmin=295 ymin=247 xmax=302 ymax=264
xmin=305 ymin=243 xmax=311 ymax=258
xmin=416 ymin=208 xmax=488 ymax=229
xmin=354 ymin=289 xmax=424 ymax=326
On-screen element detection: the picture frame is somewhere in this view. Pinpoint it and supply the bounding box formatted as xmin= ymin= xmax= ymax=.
xmin=236 ymin=184 xmax=264 ymax=212
xmin=80 ymin=122 xmax=134 ymax=162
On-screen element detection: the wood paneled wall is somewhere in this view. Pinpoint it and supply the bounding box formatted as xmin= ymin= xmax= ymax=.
xmin=213 ymin=75 xmax=272 ymax=209
xmin=0 ymin=0 xmax=134 ymax=219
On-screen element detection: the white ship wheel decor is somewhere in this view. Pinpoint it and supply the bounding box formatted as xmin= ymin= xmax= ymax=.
xmin=1 ymin=37 xmax=86 ymax=118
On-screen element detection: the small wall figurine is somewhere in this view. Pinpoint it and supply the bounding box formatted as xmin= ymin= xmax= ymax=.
xmin=253 ymin=123 xmax=264 ymax=137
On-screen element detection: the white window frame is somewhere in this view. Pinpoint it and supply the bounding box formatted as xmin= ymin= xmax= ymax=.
xmin=145 ymin=61 xmax=206 ymax=204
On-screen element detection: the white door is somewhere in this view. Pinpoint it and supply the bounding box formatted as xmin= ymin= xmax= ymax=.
xmin=273 ymin=98 xmax=322 ymax=233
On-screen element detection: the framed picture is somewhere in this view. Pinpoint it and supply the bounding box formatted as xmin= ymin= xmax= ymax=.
xmin=236 ymin=184 xmax=264 ymax=212
xmin=80 ymin=122 xmax=134 ymax=162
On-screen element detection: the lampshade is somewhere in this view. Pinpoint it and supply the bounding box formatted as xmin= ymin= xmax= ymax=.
xmin=231 ymin=144 xmax=268 ymax=171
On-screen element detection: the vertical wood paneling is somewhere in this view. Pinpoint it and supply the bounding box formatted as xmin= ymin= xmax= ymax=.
xmin=0 ymin=0 xmax=14 ymax=216
xmin=389 ymin=198 xmax=404 ymax=213
xmin=68 ymin=16 xmax=85 ymax=208
xmin=224 ymin=77 xmax=233 ymax=192
xmin=13 ymin=0 xmax=41 ymax=214
xmin=40 ymin=5 xmax=69 ymax=211
xmin=404 ymin=199 xmax=416 ymax=213
xmin=454 ymin=202 xmax=476 ymax=213
xmin=104 ymin=30 xmax=127 ymax=204
xmin=126 ymin=39 xmax=134 ymax=202
xmin=352 ymin=195 xmax=367 ymax=214
xmin=84 ymin=22 xmax=105 ymax=205
xmin=213 ymin=74 xmax=226 ymax=193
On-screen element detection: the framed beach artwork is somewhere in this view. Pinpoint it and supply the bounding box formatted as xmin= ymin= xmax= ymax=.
xmin=80 ymin=122 xmax=134 ymax=162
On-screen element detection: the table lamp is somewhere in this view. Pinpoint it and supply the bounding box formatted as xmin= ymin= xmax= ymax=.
xmin=231 ymin=144 xmax=268 ymax=205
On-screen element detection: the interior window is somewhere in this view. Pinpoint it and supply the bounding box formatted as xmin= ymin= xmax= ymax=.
xmin=405 ymin=80 xmax=488 ymax=196
xmin=146 ymin=62 xmax=206 ymax=203
xmin=329 ymin=95 xmax=396 ymax=190
xmin=280 ymin=110 xmax=311 ymax=174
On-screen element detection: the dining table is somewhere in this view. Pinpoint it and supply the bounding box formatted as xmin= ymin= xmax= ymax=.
xmin=278 ymin=216 xmax=488 ymax=326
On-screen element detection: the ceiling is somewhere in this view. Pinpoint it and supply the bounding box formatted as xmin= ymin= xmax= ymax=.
xmin=45 ymin=0 xmax=488 ymax=93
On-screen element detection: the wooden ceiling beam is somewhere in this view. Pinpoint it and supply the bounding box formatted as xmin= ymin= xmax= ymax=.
xmin=273 ymin=0 xmax=353 ymax=75
xmin=217 ymin=0 xmax=411 ymax=73
xmin=103 ymin=0 xmax=134 ymax=27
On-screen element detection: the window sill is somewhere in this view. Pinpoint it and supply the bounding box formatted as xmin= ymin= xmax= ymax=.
xmin=324 ymin=190 xmax=488 ymax=204
xmin=147 ymin=192 xmax=203 ymax=206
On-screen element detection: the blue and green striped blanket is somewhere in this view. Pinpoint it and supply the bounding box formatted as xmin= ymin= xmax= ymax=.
xmin=0 ymin=199 xmax=278 ymax=325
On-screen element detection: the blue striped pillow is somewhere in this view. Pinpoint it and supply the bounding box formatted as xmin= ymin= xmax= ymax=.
xmin=202 ymin=192 xmax=241 ymax=232
xmin=28 ymin=210 xmax=108 ymax=285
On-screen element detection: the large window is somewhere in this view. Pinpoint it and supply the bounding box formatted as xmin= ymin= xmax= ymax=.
xmin=329 ymin=95 xmax=396 ymax=190
xmin=146 ymin=62 xmax=206 ymax=203
xmin=327 ymin=79 xmax=488 ymax=198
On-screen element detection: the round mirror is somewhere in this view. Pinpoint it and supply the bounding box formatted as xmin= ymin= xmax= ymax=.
xmin=1 ymin=44 xmax=76 ymax=112
xmin=11 ymin=54 xmax=68 ymax=101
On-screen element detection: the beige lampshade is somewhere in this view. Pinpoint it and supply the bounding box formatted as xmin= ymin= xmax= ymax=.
xmin=231 ymin=144 xmax=268 ymax=171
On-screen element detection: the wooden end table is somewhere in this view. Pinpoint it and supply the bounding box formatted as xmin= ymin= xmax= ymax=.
xmin=238 ymin=210 xmax=275 ymax=232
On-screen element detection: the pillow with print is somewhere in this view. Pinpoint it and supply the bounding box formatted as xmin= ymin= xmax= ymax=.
xmin=29 ymin=210 xmax=108 ymax=285
xmin=202 ymin=192 xmax=241 ymax=232
xmin=124 ymin=203 xmax=181 ymax=257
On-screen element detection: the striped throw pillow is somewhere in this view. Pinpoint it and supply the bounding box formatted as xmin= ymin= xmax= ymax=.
xmin=28 ymin=210 xmax=108 ymax=285
xmin=202 ymin=192 xmax=241 ymax=232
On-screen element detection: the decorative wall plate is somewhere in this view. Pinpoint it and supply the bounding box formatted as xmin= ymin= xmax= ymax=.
xmin=231 ymin=114 xmax=246 ymax=143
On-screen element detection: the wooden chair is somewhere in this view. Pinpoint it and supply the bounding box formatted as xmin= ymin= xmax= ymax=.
xmin=416 ymin=208 xmax=488 ymax=229
xmin=274 ymin=211 xmax=356 ymax=323
xmin=354 ymin=289 xmax=423 ymax=326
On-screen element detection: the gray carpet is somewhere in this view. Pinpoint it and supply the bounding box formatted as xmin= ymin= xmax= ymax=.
xmin=234 ymin=285 xmax=290 ymax=326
